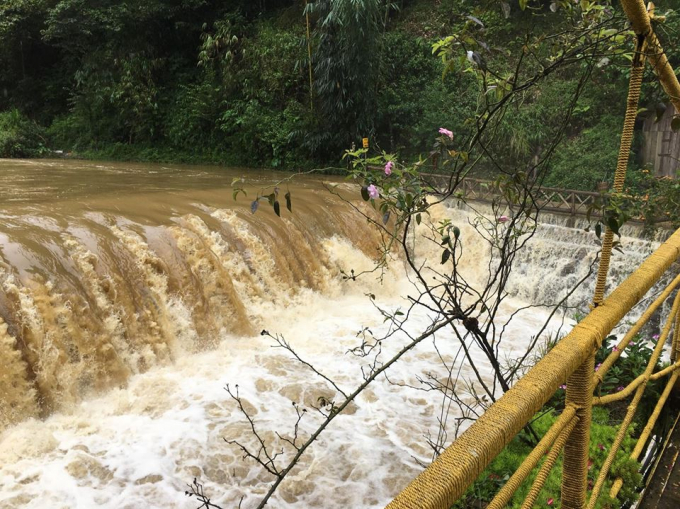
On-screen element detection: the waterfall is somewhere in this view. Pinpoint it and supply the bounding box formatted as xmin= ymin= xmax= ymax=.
xmin=0 ymin=159 xmax=669 ymax=508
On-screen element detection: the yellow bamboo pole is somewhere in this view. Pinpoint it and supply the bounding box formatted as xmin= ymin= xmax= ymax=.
xmin=594 ymin=361 xmax=680 ymax=406
xmin=561 ymin=28 xmax=647 ymax=509
xmin=561 ymin=354 xmax=596 ymax=509
xmin=594 ymin=273 xmax=680 ymax=386
xmin=609 ymin=371 xmax=680 ymax=499
xmin=585 ymin=291 xmax=680 ymax=508
xmin=620 ymin=0 xmax=680 ymax=112
xmin=487 ymin=406 xmax=578 ymax=509
xmin=672 ymin=305 xmax=680 ymax=361
xmin=386 ymin=228 xmax=680 ymax=509
xmin=521 ymin=416 xmax=579 ymax=509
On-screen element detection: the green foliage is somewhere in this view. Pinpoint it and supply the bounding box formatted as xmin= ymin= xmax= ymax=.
xmin=594 ymin=334 xmax=658 ymax=397
xmin=628 ymin=169 xmax=680 ymax=229
xmin=305 ymin=0 xmax=387 ymax=155
xmin=375 ymin=31 xmax=475 ymax=156
xmin=545 ymin=115 xmax=625 ymax=190
xmin=451 ymin=408 xmax=642 ymax=509
xmin=163 ymin=74 xmax=226 ymax=151
xmin=0 ymin=108 xmax=47 ymax=157
xmin=0 ymin=0 xmax=668 ymax=183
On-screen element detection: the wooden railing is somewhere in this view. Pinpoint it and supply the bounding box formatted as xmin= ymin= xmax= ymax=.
xmin=451 ymin=178 xmax=604 ymax=217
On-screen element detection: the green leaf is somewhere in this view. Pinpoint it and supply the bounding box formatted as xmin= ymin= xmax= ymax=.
xmin=452 ymin=226 xmax=461 ymax=240
xmin=382 ymin=211 xmax=390 ymax=225
xmin=441 ymin=249 xmax=451 ymax=264
xmin=595 ymin=222 xmax=602 ymax=239
xmin=655 ymin=102 xmax=667 ymax=123
xmin=441 ymin=235 xmax=450 ymax=245
xmin=519 ymin=0 xmax=528 ymax=11
xmin=251 ymin=200 xmax=259 ymax=214
xmin=416 ymin=213 xmax=422 ymax=225
xmin=267 ymin=193 xmax=276 ymax=206
xmin=672 ymin=116 xmax=680 ymax=132
xmin=285 ymin=192 xmax=292 ymax=212
xmin=607 ymin=215 xmax=620 ymax=235
xmin=273 ymin=200 xmax=281 ymax=217
xmin=361 ymin=186 xmax=370 ymax=201
xmin=466 ymin=15 xmax=484 ymax=27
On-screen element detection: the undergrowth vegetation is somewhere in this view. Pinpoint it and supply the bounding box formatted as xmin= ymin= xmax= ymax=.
xmin=452 ymin=331 xmax=664 ymax=509
xmin=0 ymin=109 xmax=47 ymax=158
xmin=1 ymin=0 xmax=680 ymax=194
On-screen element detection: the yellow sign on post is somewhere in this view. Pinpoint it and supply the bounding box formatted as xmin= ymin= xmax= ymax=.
xmin=362 ymin=137 xmax=369 ymax=149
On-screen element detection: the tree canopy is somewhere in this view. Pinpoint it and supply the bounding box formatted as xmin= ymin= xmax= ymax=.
xmin=1 ymin=0 xmax=680 ymax=188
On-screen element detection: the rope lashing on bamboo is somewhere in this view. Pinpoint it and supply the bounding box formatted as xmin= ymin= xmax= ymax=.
xmin=609 ymin=299 xmax=680 ymax=499
xmin=486 ymin=406 xmax=578 ymax=509
xmin=560 ymin=353 xmax=595 ymax=509
xmin=585 ymin=290 xmax=680 ymax=509
xmin=649 ymin=360 xmax=680 ymax=381
xmin=593 ymin=360 xmax=680 ymax=406
xmin=591 ymin=35 xmax=646 ymax=307
xmin=630 ymin=370 xmax=680 ymax=460
xmin=386 ymin=229 xmax=680 ymax=509
xmin=671 ymin=304 xmax=680 ymax=361
xmin=561 ymin=28 xmax=648 ymax=509
xmin=594 ymin=357 xmax=680 ymax=406
xmin=387 ymin=3 xmax=680 ymax=507
xmin=609 ymin=371 xmax=680 ymax=499
xmin=521 ymin=415 xmax=579 ymax=509
xmin=594 ymin=272 xmax=680 ymax=386
xmin=621 ymin=0 xmax=680 ymax=113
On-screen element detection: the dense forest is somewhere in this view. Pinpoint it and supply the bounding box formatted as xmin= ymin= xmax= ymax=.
xmin=1 ymin=0 xmax=680 ymax=190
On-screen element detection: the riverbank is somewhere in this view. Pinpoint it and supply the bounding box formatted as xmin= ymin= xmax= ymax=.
xmin=40 ymin=144 xmax=350 ymax=175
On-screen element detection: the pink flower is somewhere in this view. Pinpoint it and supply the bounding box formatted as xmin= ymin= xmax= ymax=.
xmin=498 ymin=215 xmax=510 ymax=223
xmin=595 ymin=363 xmax=602 ymax=372
xmin=560 ymin=384 xmax=567 ymax=390
xmin=653 ymin=334 xmax=660 ymax=340
xmin=617 ymin=386 xmax=625 ymax=392
xmin=547 ymin=498 xmax=554 ymax=506
xmin=439 ymin=127 xmax=454 ymax=140
xmin=384 ymin=161 xmax=393 ymax=175
xmin=367 ymin=184 xmax=379 ymax=199
xmin=613 ymin=346 xmax=619 ymax=352
xmin=598 ymin=443 xmax=605 ymax=451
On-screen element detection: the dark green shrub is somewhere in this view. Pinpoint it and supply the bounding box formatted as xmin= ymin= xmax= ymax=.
xmin=451 ymin=408 xmax=641 ymax=508
xmin=0 ymin=109 xmax=47 ymax=157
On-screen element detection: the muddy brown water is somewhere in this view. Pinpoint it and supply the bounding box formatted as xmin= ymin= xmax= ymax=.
xmin=0 ymin=158 xmax=377 ymax=430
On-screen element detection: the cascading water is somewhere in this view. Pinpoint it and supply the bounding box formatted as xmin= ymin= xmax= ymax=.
xmin=0 ymin=159 xmax=666 ymax=508
xmin=440 ymin=200 xmax=670 ymax=317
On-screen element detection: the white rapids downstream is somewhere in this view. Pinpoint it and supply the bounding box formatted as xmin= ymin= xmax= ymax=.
xmin=0 ymin=159 xmax=664 ymax=508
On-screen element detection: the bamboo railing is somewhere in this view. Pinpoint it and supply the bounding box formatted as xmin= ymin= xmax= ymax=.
xmin=387 ymin=1 xmax=680 ymax=507
xmin=387 ymin=228 xmax=680 ymax=509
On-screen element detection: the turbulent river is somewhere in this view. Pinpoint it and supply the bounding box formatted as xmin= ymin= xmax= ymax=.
xmin=0 ymin=159 xmax=664 ymax=508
